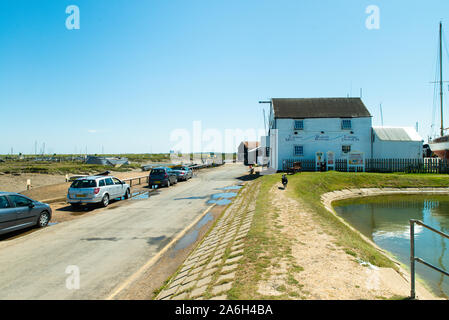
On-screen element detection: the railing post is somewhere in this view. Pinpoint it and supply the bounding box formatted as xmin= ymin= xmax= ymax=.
xmin=410 ymin=219 xmax=416 ymax=299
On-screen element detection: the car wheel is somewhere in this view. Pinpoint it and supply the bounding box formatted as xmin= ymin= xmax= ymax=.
xmin=37 ymin=211 xmax=50 ymax=228
xmin=102 ymin=194 xmax=110 ymax=207
xmin=124 ymin=188 xmax=130 ymax=199
xmin=167 ymin=180 xmax=171 ymax=187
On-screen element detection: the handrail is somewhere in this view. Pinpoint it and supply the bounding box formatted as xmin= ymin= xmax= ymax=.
xmin=410 ymin=219 xmax=449 ymax=299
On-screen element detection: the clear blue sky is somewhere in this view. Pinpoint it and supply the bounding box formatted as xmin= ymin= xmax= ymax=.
xmin=1 ymin=0 xmax=449 ymax=154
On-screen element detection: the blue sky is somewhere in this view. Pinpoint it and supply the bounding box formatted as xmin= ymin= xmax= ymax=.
xmin=1 ymin=0 xmax=449 ymax=154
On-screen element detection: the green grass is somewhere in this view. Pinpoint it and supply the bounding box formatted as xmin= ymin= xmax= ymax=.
xmin=231 ymin=171 xmax=449 ymax=300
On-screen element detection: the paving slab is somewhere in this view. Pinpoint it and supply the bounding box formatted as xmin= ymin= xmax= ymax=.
xmin=197 ymin=276 xmax=213 ymax=288
xmin=221 ymin=264 xmax=238 ymax=273
xmin=226 ymin=255 xmax=242 ymax=264
xmin=217 ymin=272 xmax=236 ymax=283
xmin=211 ymin=282 xmax=233 ymax=295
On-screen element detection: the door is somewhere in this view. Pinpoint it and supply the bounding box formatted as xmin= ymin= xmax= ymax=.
xmin=104 ymin=178 xmax=117 ymax=198
xmin=8 ymin=195 xmax=36 ymax=228
xmin=112 ymin=177 xmax=125 ymax=197
xmin=0 ymin=196 xmax=16 ymax=232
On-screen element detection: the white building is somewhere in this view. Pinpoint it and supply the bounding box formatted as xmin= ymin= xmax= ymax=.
xmin=372 ymin=127 xmax=423 ymax=159
xmin=266 ymin=98 xmax=423 ymax=171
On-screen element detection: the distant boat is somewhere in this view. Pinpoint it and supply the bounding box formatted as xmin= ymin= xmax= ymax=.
xmin=429 ymin=22 xmax=449 ymax=159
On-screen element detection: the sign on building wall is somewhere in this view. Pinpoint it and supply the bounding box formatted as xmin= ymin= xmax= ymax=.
xmin=347 ymin=151 xmax=365 ymax=172
xmin=315 ymin=151 xmax=324 ymax=171
xmin=326 ymin=151 xmax=335 ymax=171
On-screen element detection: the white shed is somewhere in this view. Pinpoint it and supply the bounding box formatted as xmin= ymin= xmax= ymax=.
xmin=372 ymin=127 xmax=423 ymax=159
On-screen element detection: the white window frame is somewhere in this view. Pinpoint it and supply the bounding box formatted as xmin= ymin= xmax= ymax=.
xmin=294 ymin=145 xmax=304 ymax=156
xmin=294 ymin=120 xmax=304 ymax=130
xmin=341 ymin=119 xmax=352 ymax=130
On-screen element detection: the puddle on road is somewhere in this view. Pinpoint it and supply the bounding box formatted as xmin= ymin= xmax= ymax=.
xmin=207 ymin=199 xmax=232 ymax=206
xmin=211 ymin=192 xmax=237 ymax=199
xmin=171 ymin=212 xmax=214 ymax=254
xmin=131 ymin=191 xmax=150 ymax=200
xmin=219 ymin=185 xmax=243 ymax=191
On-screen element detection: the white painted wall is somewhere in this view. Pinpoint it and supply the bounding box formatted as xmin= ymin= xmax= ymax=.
xmin=372 ymin=139 xmax=423 ymax=159
xmin=270 ymin=117 xmax=373 ymax=170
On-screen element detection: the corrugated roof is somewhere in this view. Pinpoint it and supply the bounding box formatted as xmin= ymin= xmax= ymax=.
xmin=373 ymin=127 xmax=423 ymax=142
xmin=272 ymin=98 xmax=371 ymax=119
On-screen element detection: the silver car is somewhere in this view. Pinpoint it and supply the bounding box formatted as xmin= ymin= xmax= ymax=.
xmin=0 ymin=192 xmax=52 ymax=235
xmin=67 ymin=176 xmax=131 ymax=208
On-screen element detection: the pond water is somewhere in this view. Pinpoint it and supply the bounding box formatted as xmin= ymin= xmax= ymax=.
xmin=333 ymin=195 xmax=449 ymax=298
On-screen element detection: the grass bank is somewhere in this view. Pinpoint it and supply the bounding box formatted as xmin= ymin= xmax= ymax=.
xmin=230 ymin=171 xmax=449 ymax=299
xmin=286 ymin=171 xmax=449 ymax=268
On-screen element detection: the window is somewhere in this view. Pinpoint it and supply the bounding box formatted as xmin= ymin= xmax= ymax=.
xmin=0 ymin=196 xmax=10 ymax=209
xmin=294 ymin=145 xmax=304 ymax=156
xmin=71 ymin=179 xmax=97 ymax=188
xmin=99 ymin=179 xmax=105 ymax=187
xmin=9 ymin=195 xmax=32 ymax=208
xmin=105 ymin=178 xmax=114 ymax=186
xmin=294 ymin=120 xmax=304 ymax=130
xmin=341 ymin=119 xmax=352 ymax=130
xmin=113 ymin=178 xmax=122 ymax=185
xmin=266 ymin=147 xmax=270 ymax=157
xmin=342 ymin=145 xmax=351 ymax=153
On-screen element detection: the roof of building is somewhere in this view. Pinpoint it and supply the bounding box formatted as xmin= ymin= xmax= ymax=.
xmin=373 ymin=127 xmax=423 ymax=142
xmin=271 ymin=98 xmax=372 ymax=119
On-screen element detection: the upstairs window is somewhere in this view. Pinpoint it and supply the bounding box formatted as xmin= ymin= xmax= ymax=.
xmin=266 ymin=147 xmax=270 ymax=157
xmin=341 ymin=119 xmax=352 ymax=130
xmin=294 ymin=145 xmax=304 ymax=156
xmin=294 ymin=120 xmax=304 ymax=130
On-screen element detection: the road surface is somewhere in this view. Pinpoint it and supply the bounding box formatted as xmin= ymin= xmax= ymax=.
xmin=0 ymin=163 xmax=247 ymax=299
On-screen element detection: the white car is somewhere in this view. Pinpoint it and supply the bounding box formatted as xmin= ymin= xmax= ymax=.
xmin=67 ymin=176 xmax=130 ymax=208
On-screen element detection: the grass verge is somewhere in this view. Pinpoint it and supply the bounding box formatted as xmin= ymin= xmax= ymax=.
xmin=230 ymin=171 xmax=449 ymax=299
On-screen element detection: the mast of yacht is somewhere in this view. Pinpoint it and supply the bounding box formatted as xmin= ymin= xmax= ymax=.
xmin=440 ymin=22 xmax=444 ymax=137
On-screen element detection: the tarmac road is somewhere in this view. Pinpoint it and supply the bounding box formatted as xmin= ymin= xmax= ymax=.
xmin=0 ymin=163 xmax=248 ymax=299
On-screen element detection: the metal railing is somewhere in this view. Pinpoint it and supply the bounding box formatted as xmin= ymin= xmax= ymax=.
xmin=410 ymin=219 xmax=449 ymax=299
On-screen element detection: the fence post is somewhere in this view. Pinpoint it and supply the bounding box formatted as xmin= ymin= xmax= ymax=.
xmin=410 ymin=220 xmax=416 ymax=299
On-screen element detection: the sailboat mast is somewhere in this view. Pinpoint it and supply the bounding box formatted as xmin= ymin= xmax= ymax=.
xmin=440 ymin=22 xmax=444 ymax=137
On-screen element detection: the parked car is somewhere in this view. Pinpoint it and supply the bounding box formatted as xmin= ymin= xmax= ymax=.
xmin=67 ymin=175 xmax=130 ymax=208
xmin=171 ymin=165 xmax=193 ymax=181
xmin=0 ymin=192 xmax=52 ymax=235
xmin=149 ymin=167 xmax=178 ymax=188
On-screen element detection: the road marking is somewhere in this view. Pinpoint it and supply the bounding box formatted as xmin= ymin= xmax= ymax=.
xmin=105 ymin=203 xmax=217 ymax=300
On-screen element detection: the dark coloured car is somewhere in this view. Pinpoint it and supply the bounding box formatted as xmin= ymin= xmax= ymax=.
xmin=149 ymin=167 xmax=178 ymax=188
xmin=0 ymin=192 xmax=52 ymax=235
xmin=171 ymin=165 xmax=193 ymax=181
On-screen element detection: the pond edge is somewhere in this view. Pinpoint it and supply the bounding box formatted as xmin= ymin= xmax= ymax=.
xmin=320 ymin=187 xmax=449 ymax=300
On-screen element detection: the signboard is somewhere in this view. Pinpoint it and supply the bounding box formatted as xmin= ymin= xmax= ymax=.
xmin=347 ymin=151 xmax=365 ymax=172
xmin=326 ymin=151 xmax=335 ymax=171
xmin=315 ymin=151 xmax=324 ymax=171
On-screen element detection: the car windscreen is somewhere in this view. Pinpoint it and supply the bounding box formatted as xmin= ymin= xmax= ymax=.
xmin=150 ymin=169 xmax=165 ymax=175
xmin=71 ymin=179 xmax=97 ymax=188
xmin=172 ymin=166 xmax=185 ymax=170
